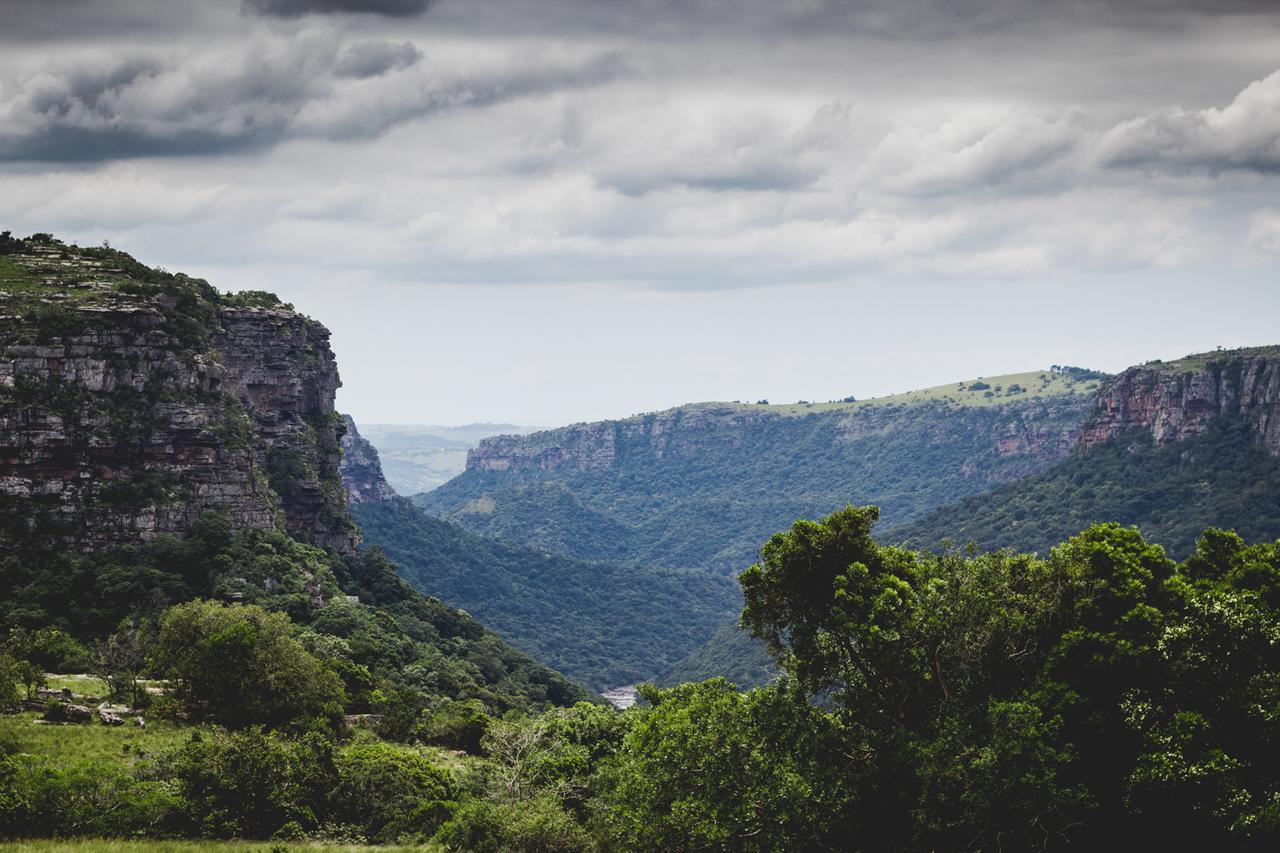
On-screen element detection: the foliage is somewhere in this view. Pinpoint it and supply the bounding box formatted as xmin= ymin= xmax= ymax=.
xmin=0 ymin=515 xmax=590 ymax=715
xmin=169 ymin=727 xmax=336 ymax=839
xmin=603 ymin=679 xmax=841 ymax=851
xmin=352 ymin=498 xmax=739 ymax=690
xmin=735 ymin=505 xmax=1280 ymax=849
xmin=151 ymin=601 xmax=346 ymax=733
xmin=329 ymin=736 xmax=456 ymax=842
xmin=893 ymin=419 xmax=1280 ymax=559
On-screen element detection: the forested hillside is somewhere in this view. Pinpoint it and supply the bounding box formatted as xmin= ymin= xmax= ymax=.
xmin=418 ymin=386 xmax=1096 ymax=574
xmin=893 ymin=419 xmax=1280 ymax=557
xmin=352 ymin=497 xmax=740 ymax=690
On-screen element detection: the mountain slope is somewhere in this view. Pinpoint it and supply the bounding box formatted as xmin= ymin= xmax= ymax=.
xmin=418 ymin=380 xmax=1099 ymax=575
xmin=350 ymin=496 xmax=740 ymax=691
xmin=893 ymin=347 xmax=1280 ymax=558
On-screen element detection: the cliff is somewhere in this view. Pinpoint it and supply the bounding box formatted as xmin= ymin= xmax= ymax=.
xmin=467 ymin=397 xmax=1088 ymax=485
xmin=339 ymin=414 xmax=396 ymax=504
xmin=1079 ymin=346 xmax=1280 ymax=456
xmin=0 ymin=235 xmax=356 ymax=553
xmin=430 ymin=389 xmax=1096 ymax=574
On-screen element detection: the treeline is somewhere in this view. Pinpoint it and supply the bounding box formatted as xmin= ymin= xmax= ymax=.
xmin=7 ymin=507 xmax=1280 ymax=849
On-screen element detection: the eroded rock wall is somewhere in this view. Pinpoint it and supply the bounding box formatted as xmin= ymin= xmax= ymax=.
xmin=0 ymin=256 xmax=354 ymax=552
xmin=339 ymin=414 xmax=396 ymax=504
xmin=1079 ymin=350 xmax=1280 ymax=456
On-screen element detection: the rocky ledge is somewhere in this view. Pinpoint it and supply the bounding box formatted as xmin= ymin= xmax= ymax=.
xmin=339 ymin=414 xmax=396 ymax=504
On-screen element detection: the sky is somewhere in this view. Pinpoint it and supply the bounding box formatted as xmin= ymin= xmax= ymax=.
xmin=3 ymin=0 xmax=1280 ymax=426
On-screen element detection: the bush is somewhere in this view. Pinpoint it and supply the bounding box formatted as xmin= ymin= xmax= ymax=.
xmin=170 ymin=727 xmax=336 ymax=839
xmin=434 ymin=792 xmax=591 ymax=853
xmin=330 ymin=737 xmax=456 ymax=842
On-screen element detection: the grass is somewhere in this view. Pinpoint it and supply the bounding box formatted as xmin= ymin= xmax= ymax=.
xmin=0 ymin=711 xmax=190 ymax=764
xmin=41 ymin=673 xmax=111 ymax=698
xmin=0 ymin=842 xmax=439 ymax=852
xmin=1141 ymin=344 xmax=1280 ymax=374
xmin=750 ymin=369 xmax=1103 ymax=415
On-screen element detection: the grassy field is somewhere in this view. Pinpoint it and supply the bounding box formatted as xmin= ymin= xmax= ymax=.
xmin=1141 ymin=344 xmax=1280 ymax=374
xmin=752 ymin=369 xmax=1103 ymax=415
xmin=40 ymin=673 xmax=111 ymax=698
xmin=0 ymin=710 xmax=189 ymax=764
xmin=0 ymin=842 xmax=438 ymax=852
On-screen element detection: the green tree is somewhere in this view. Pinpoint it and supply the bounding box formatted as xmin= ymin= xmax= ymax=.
xmin=605 ymin=679 xmax=838 ymax=851
xmin=150 ymin=600 xmax=344 ymax=732
xmin=170 ymin=727 xmax=335 ymax=839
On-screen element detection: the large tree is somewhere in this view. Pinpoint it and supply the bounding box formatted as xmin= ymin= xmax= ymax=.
xmin=151 ymin=600 xmax=344 ymax=732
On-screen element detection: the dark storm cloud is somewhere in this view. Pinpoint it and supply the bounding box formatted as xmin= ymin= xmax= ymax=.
xmin=0 ymin=38 xmax=626 ymax=162
xmin=242 ymin=0 xmax=435 ymax=18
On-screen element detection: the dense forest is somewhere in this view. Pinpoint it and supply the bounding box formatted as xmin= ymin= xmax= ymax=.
xmin=893 ymin=418 xmax=1280 ymax=558
xmin=7 ymin=509 xmax=1280 ymax=849
xmin=418 ymin=394 xmax=1092 ymax=574
xmin=351 ymin=497 xmax=740 ymax=690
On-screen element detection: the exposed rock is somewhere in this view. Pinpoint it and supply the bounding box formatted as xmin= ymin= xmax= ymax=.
xmin=467 ymin=398 xmax=1088 ymax=486
xmin=338 ymin=414 xmax=396 ymax=503
xmin=0 ymin=242 xmax=356 ymax=553
xmin=43 ymin=702 xmax=93 ymax=723
xmin=1079 ymin=347 xmax=1280 ymax=456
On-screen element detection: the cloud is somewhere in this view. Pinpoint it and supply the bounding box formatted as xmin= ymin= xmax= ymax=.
xmin=1247 ymin=208 xmax=1280 ymax=253
xmin=1096 ymin=70 xmax=1280 ymax=174
xmin=242 ymin=0 xmax=435 ymax=18
xmin=0 ymin=35 xmax=624 ymax=161
xmin=858 ymin=108 xmax=1087 ymax=196
xmin=334 ymin=41 xmax=423 ymax=78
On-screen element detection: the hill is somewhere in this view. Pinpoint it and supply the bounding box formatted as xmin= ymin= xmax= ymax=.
xmin=893 ymin=346 xmax=1280 ymax=558
xmin=417 ymin=385 xmax=1097 ymax=575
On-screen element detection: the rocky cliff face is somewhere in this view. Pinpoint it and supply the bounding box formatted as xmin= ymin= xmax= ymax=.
xmin=339 ymin=414 xmax=396 ymax=504
xmin=1079 ymin=347 xmax=1280 ymax=456
xmin=469 ymin=404 xmax=779 ymax=473
xmin=0 ymin=237 xmax=355 ymax=553
xmin=467 ymin=398 xmax=1088 ymax=484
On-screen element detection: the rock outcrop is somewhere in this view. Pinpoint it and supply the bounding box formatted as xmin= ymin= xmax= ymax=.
xmin=339 ymin=414 xmax=396 ymax=503
xmin=1079 ymin=347 xmax=1280 ymax=456
xmin=0 ymin=236 xmax=356 ymax=552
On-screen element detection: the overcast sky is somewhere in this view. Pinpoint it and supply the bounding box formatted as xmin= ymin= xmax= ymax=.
xmin=3 ymin=0 xmax=1280 ymax=425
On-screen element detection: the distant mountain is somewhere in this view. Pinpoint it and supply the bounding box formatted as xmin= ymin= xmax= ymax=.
xmin=674 ymin=348 xmax=1280 ymax=687
xmin=417 ymin=370 xmax=1102 ymax=576
xmin=357 ymin=422 xmax=540 ymax=494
